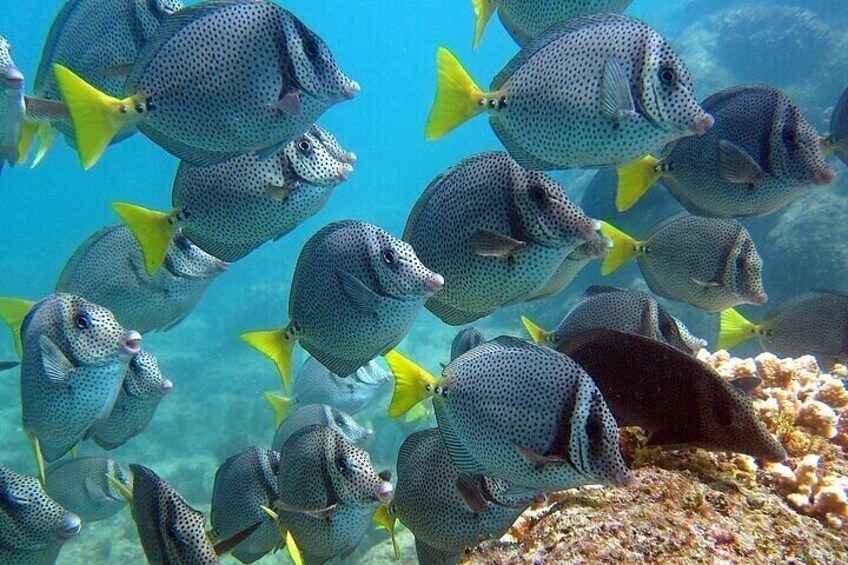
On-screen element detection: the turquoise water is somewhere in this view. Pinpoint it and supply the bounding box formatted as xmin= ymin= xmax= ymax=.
xmin=1 ymin=0 xmax=847 ymax=563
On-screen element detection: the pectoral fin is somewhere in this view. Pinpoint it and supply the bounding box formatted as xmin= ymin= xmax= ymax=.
xmin=600 ymin=57 xmax=637 ymax=123
xmin=470 ymin=230 xmax=526 ymax=258
xmin=273 ymin=89 xmax=301 ymax=115
xmin=456 ymin=473 xmax=488 ymax=513
xmin=38 ymin=336 xmax=74 ymax=384
xmin=515 ymin=443 xmax=568 ymax=470
xmin=274 ymin=499 xmax=337 ymax=518
xmin=691 ymin=278 xmax=720 ymax=288
xmin=718 ymin=140 xmax=764 ymax=184
xmin=336 ymin=270 xmax=380 ymax=314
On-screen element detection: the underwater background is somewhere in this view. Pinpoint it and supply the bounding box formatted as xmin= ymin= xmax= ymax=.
xmin=1 ymin=0 xmax=847 ymax=562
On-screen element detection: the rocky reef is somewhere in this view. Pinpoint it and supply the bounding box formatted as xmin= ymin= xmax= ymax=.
xmin=450 ymin=352 xmax=848 ymax=564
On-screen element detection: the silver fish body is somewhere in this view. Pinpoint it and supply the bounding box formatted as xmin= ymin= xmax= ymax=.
xmin=290 ymin=358 xmax=392 ymax=415
xmin=90 ymin=349 xmax=173 ymax=449
xmin=210 ymin=447 xmax=280 ymax=564
xmin=275 ymin=425 xmax=392 ymax=565
xmin=657 ymin=85 xmax=834 ymax=217
xmin=125 ymin=0 xmax=358 ymax=165
xmin=56 ymin=224 xmax=226 ymax=333
xmin=487 ymin=14 xmax=712 ymax=169
xmin=433 ymin=336 xmax=632 ymax=493
xmin=404 ymin=152 xmax=598 ymax=325
xmin=272 ymin=404 xmax=371 ymax=452
xmin=289 ymin=221 xmax=443 ymax=376
xmin=44 ymin=456 xmax=130 ymax=522
xmin=19 ymin=293 xmax=141 ymax=462
xmin=493 ymin=0 xmax=632 ymax=45
xmin=0 ymin=464 xmax=81 ymax=565
xmin=172 ymin=129 xmax=353 ymax=262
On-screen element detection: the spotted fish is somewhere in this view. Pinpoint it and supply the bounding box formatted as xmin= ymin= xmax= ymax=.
xmin=56 ymin=224 xmax=227 ymax=333
xmin=0 ymin=464 xmax=81 ymax=565
xmin=112 ymin=128 xmax=353 ymax=273
xmin=559 ymin=329 xmax=786 ymax=461
xmin=387 ymin=336 xmax=632 ymax=495
xmin=273 ymin=424 xmax=393 ymax=565
xmin=90 ymin=349 xmax=173 ymax=450
xmin=825 ymin=86 xmax=848 ymax=166
xmin=404 ymin=152 xmax=599 ymax=325
xmin=0 ymin=294 xmax=141 ymax=469
xmin=426 ymin=14 xmax=713 ymax=169
xmin=601 ymin=214 xmax=767 ymax=312
xmin=265 ymin=358 xmax=392 ymax=419
xmin=31 ymin=0 xmax=183 ymax=161
xmin=720 ymin=290 xmax=848 ymax=368
xmin=617 ymin=85 xmax=834 ymax=216
xmin=375 ymin=428 xmax=528 ymax=565
xmin=308 ymin=124 xmax=356 ymax=165
xmin=210 ymin=447 xmax=281 ymax=564
xmin=471 ymin=0 xmax=632 ymax=48
xmin=522 ymin=230 xmax=609 ymax=302
xmin=0 ymin=35 xmax=26 ymax=171
xmin=242 ymin=221 xmax=443 ymax=390
xmin=54 ymin=0 xmax=359 ymax=169
xmin=522 ymin=285 xmax=706 ymax=354
xmin=270 ymin=403 xmax=372 ymax=453
xmin=44 ymin=456 xmax=131 ymax=522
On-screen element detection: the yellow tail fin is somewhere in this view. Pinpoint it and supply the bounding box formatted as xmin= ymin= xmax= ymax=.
xmin=16 ymin=122 xmax=39 ymax=165
xmin=373 ymin=504 xmax=399 ymax=559
xmin=0 ymin=297 xmax=35 ymax=357
xmin=29 ymin=433 xmax=46 ymax=485
xmin=616 ymin=155 xmax=660 ymax=211
xmin=53 ymin=64 xmax=140 ymax=169
xmin=404 ymin=402 xmax=431 ymax=423
xmin=384 ymin=350 xmax=440 ymax=418
xmin=32 ymin=124 xmax=57 ymax=168
xmin=718 ymin=308 xmax=760 ymax=350
xmin=264 ymin=392 xmax=293 ymax=428
xmin=112 ymin=202 xmax=178 ymax=276
xmin=521 ymin=316 xmax=553 ymax=345
xmin=471 ymin=0 xmax=496 ymax=49
xmin=425 ymin=47 xmax=487 ymax=140
xmin=599 ymin=222 xmax=640 ymax=275
xmin=241 ymin=329 xmax=296 ymax=391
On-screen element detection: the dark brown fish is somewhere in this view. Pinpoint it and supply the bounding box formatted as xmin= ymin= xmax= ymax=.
xmin=558 ymin=329 xmax=786 ymax=462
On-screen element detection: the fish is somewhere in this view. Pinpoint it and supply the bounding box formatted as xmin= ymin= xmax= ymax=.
xmin=450 ymin=328 xmax=486 ymax=362
xmin=522 ymin=230 xmax=609 ymax=302
xmin=824 ymin=86 xmax=848 ymax=166
xmin=522 ymin=285 xmax=706 ymax=354
xmin=386 ymin=336 xmax=633 ymax=495
xmin=112 ymin=128 xmax=353 ymax=273
xmin=617 ymin=85 xmax=835 ymax=216
xmin=471 ymin=0 xmax=632 ymax=48
xmin=403 ymin=152 xmax=600 ymax=325
xmin=558 ymin=329 xmax=787 ymax=462
xmin=600 ymin=214 xmax=767 ymax=312
xmin=374 ymin=428 xmax=528 ymax=565
xmin=54 ymin=0 xmax=359 ymax=169
xmin=719 ymin=290 xmax=848 ymax=368
xmin=90 ymin=349 xmax=173 ymax=450
xmin=29 ymin=0 xmax=183 ymax=163
xmin=270 ymin=403 xmax=372 ymax=453
xmin=308 ymin=124 xmax=356 ymax=164
xmin=273 ymin=424 xmax=393 ymax=565
xmin=210 ymin=447 xmax=281 ymax=564
xmin=55 ymin=224 xmax=227 ymax=333
xmin=241 ymin=221 xmax=443 ymax=389
xmin=0 ymin=464 xmax=81 ymax=565
xmin=44 ymin=456 xmax=131 ymax=522
xmin=0 ymin=294 xmax=141 ymax=475
xmin=425 ymin=14 xmax=713 ymax=169
xmin=0 ymin=360 xmax=19 ymax=371
xmin=265 ymin=358 xmax=392 ymax=417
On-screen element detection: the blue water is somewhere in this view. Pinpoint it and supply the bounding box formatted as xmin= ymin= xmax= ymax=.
xmin=1 ymin=0 xmax=847 ymax=563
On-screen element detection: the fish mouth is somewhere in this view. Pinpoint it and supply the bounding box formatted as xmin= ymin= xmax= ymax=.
xmin=690 ymin=112 xmax=714 ymax=136
xmin=159 ymin=379 xmax=174 ymax=395
xmin=56 ymin=513 xmax=82 ymax=538
xmin=814 ymin=168 xmax=835 ymax=185
xmin=122 ymin=331 xmax=143 ymax=355
xmin=336 ymin=164 xmax=353 ymax=182
xmin=340 ymin=152 xmax=357 ymax=165
xmin=2 ymin=65 xmax=23 ymax=88
xmin=373 ymin=481 xmax=393 ymax=503
xmin=750 ymin=293 xmax=768 ymax=306
xmin=424 ymin=273 xmax=445 ymax=293
xmin=342 ymin=80 xmax=360 ymax=100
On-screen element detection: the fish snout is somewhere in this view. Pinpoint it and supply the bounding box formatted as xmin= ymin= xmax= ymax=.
xmin=690 ymin=112 xmax=714 ymax=136
xmin=340 ymin=152 xmax=357 ymax=165
xmin=424 ymin=273 xmax=445 ymax=293
xmin=336 ymin=163 xmax=353 ymax=181
xmin=751 ymin=293 xmax=768 ymax=306
xmin=122 ymin=331 xmax=143 ymax=356
xmin=159 ymin=379 xmax=174 ymax=395
xmin=55 ymin=513 xmax=81 ymax=539
xmin=581 ymin=219 xmax=602 ymax=240
xmin=815 ymin=167 xmax=835 ymax=185
xmin=374 ymin=481 xmax=393 ymax=503
xmin=2 ymin=65 xmax=23 ymax=88
xmin=215 ymin=259 xmax=230 ymax=272
xmin=342 ymin=80 xmax=360 ymax=100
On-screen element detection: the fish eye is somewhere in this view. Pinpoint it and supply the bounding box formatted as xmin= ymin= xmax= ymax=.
xmin=383 ymin=249 xmax=396 ymax=265
xmin=129 ymin=356 xmax=140 ymax=371
xmin=585 ymin=413 xmax=604 ymax=441
xmin=782 ymin=128 xmax=797 ymax=145
xmin=297 ymin=139 xmax=312 ymax=153
xmin=303 ymin=38 xmax=319 ymax=58
xmin=528 ymin=184 xmax=546 ymax=204
xmin=659 ymin=66 xmax=676 ymax=85
xmin=336 ymin=456 xmax=350 ymax=474
xmin=75 ymin=313 xmax=91 ymax=330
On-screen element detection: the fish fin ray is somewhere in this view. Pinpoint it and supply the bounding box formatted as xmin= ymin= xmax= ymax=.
xmin=456 ymin=473 xmax=488 ymax=512
xmin=470 ymin=230 xmax=526 ymax=257
xmin=241 ymin=329 xmax=295 ymax=391
xmin=373 ymin=504 xmax=399 ymax=559
xmin=718 ymin=308 xmax=760 ymax=350
xmin=425 ymin=298 xmax=486 ymax=326
xmin=264 ymin=391 xmax=293 ymax=428
xmin=616 ymin=155 xmax=660 ymax=211
xmin=718 ymin=139 xmax=764 ymax=184
xmin=384 ymin=350 xmax=438 ymax=418
xmin=112 ymin=202 xmax=179 ymax=275
xmin=599 ymin=222 xmax=639 ymax=275
xmin=0 ymin=297 xmax=35 ymax=357
xmin=425 ymin=47 xmax=486 ymax=140
xmin=600 ymin=57 xmax=637 ymax=123
xmin=520 ymin=316 xmax=552 ymax=345
xmin=489 ymin=116 xmax=557 ymax=170
xmin=471 ymin=0 xmax=496 ymax=49
xmin=336 ymin=270 xmax=381 ymax=314
xmin=434 ymin=401 xmax=487 ymax=475
xmin=38 ymin=335 xmax=74 ymax=384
